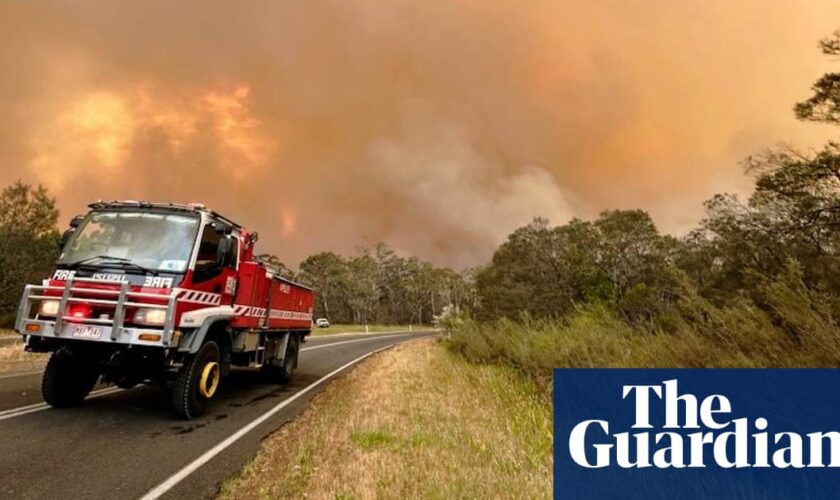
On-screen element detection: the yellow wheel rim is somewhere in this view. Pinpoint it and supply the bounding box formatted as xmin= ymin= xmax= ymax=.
xmin=199 ymin=361 xmax=220 ymax=399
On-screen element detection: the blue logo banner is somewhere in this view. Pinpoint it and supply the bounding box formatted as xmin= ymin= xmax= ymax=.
xmin=554 ymin=369 xmax=840 ymax=499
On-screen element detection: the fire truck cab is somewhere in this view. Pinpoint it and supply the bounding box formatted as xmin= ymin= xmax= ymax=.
xmin=14 ymin=201 xmax=314 ymax=419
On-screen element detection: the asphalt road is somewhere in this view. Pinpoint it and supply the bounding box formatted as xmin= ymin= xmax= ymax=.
xmin=0 ymin=330 xmax=438 ymax=499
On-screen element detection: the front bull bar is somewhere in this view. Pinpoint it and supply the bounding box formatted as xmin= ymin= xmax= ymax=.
xmin=14 ymin=276 xmax=178 ymax=346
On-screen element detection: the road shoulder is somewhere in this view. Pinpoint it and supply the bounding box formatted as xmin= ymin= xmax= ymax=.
xmin=0 ymin=342 xmax=46 ymax=376
xmin=219 ymin=337 xmax=551 ymax=499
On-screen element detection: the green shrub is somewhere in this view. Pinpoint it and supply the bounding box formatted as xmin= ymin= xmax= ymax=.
xmin=447 ymin=288 xmax=840 ymax=393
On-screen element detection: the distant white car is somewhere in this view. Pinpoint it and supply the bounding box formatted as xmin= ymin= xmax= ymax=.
xmin=315 ymin=318 xmax=330 ymax=328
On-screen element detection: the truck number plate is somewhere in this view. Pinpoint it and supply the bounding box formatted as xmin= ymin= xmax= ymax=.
xmin=72 ymin=325 xmax=102 ymax=339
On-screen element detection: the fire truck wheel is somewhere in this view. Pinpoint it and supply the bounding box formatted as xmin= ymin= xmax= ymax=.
xmin=42 ymin=348 xmax=100 ymax=408
xmin=171 ymin=340 xmax=221 ymax=420
xmin=265 ymin=335 xmax=299 ymax=384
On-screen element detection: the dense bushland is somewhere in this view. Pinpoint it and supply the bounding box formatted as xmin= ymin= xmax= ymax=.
xmin=295 ymin=244 xmax=474 ymax=325
xmin=450 ymin=263 xmax=840 ymax=387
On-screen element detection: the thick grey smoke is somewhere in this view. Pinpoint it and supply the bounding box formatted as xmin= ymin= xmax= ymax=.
xmin=0 ymin=0 xmax=837 ymax=268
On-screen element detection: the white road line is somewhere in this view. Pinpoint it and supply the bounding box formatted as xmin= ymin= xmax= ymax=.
xmin=0 ymin=400 xmax=47 ymax=418
xmin=0 ymin=333 xmax=428 ymax=422
xmin=0 ymin=333 xmax=422 ymax=382
xmin=0 ymin=387 xmax=122 ymax=421
xmin=0 ymin=369 xmax=43 ymax=380
xmin=300 ymin=333 xmax=412 ymax=352
xmin=307 ymin=329 xmax=419 ymax=339
xmin=139 ymin=343 xmax=402 ymax=500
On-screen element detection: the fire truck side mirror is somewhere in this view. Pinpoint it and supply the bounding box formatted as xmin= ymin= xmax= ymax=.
xmin=58 ymin=229 xmax=74 ymax=250
xmin=69 ymin=215 xmax=85 ymax=228
xmin=59 ymin=215 xmax=85 ymax=250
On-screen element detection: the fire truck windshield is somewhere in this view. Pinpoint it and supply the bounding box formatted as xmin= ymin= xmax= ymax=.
xmin=58 ymin=211 xmax=201 ymax=273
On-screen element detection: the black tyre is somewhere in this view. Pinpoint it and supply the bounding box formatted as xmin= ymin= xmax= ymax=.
xmin=171 ymin=341 xmax=221 ymax=419
xmin=42 ymin=348 xmax=100 ymax=408
xmin=265 ymin=335 xmax=299 ymax=384
xmin=114 ymin=378 xmax=138 ymax=390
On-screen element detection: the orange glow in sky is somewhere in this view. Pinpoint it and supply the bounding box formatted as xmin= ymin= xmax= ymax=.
xmin=0 ymin=1 xmax=838 ymax=267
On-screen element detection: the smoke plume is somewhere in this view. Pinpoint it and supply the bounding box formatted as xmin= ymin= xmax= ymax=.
xmin=0 ymin=0 xmax=837 ymax=268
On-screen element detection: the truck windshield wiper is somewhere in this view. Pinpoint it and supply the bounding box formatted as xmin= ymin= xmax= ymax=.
xmin=98 ymin=260 xmax=160 ymax=276
xmin=66 ymin=255 xmax=130 ymax=268
xmin=66 ymin=255 xmax=159 ymax=275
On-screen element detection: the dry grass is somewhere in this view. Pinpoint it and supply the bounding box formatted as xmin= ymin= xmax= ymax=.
xmin=219 ymin=338 xmax=551 ymax=499
xmin=0 ymin=343 xmax=46 ymax=374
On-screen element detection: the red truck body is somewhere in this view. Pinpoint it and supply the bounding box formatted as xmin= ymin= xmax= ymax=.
xmin=15 ymin=201 xmax=314 ymax=419
xmin=231 ymin=261 xmax=314 ymax=330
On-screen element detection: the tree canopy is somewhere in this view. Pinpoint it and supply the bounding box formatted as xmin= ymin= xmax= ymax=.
xmin=0 ymin=181 xmax=60 ymax=324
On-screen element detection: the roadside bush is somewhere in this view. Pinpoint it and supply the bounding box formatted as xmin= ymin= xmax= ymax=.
xmin=615 ymin=282 xmax=682 ymax=333
xmin=447 ymin=295 xmax=840 ymax=394
xmin=748 ymin=261 xmax=840 ymax=365
xmin=0 ymin=181 xmax=60 ymax=327
xmin=433 ymin=304 xmax=467 ymax=331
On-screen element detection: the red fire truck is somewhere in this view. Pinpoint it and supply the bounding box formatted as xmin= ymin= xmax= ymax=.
xmin=14 ymin=201 xmax=314 ymax=419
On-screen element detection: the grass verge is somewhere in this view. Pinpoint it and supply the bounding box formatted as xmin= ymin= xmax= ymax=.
xmin=219 ymin=338 xmax=551 ymax=499
xmin=0 ymin=343 xmax=46 ymax=374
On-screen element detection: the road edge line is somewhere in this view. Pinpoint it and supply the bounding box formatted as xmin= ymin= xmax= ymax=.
xmin=300 ymin=333 xmax=411 ymax=352
xmin=139 ymin=342 xmax=404 ymax=500
xmin=0 ymin=369 xmax=45 ymax=380
xmin=0 ymin=334 xmax=428 ymax=421
xmin=0 ymin=332 xmax=432 ymax=381
xmin=310 ymin=328 xmax=440 ymax=339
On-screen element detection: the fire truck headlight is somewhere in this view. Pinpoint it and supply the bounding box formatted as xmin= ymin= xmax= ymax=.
xmin=134 ymin=308 xmax=167 ymax=326
xmin=39 ymin=300 xmax=60 ymax=317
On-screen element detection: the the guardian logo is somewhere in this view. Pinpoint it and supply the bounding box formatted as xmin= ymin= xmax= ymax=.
xmin=569 ymin=379 xmax=840 ymax=469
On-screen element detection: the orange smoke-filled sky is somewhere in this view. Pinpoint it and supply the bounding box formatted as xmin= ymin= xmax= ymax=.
xmin=1 ymin=1 xmax=838 ymax=268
